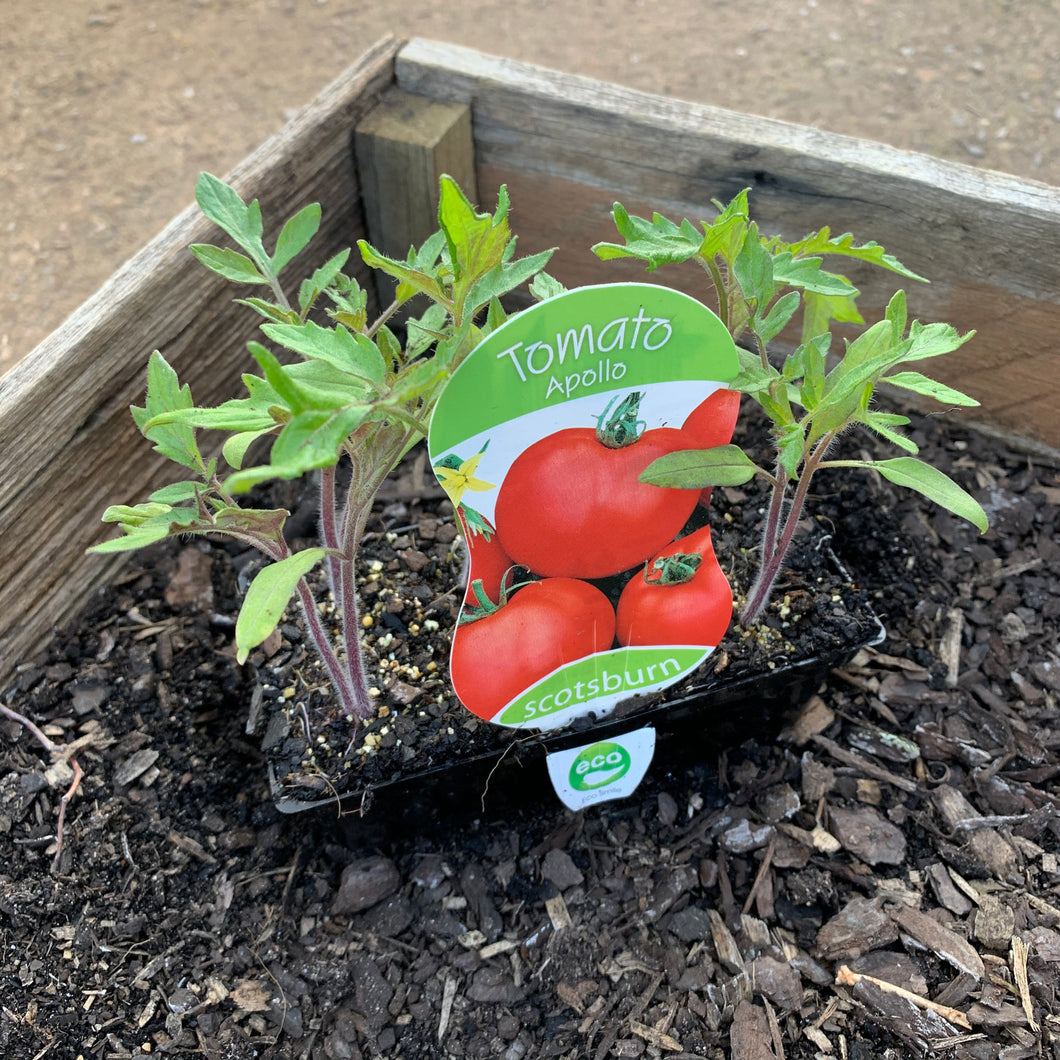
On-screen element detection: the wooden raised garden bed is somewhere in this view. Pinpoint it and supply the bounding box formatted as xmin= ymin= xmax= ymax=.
xmin=1 ymin=34 xmax=1059 ymax=694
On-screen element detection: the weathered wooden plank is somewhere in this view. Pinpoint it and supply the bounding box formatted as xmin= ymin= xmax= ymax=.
xmin=355 ymin=86 xmax=477 ymax=262
xmin=396 ymin=39 xmax=1060 ymax=448
xmin=0 ymin=36 xmax=402 ymax=687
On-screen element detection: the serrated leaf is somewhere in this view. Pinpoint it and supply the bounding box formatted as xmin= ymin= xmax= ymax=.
xmin=89 ymin=506 xmax=203 ymax=553
xmin=146 ymin=396 xmax=277 ymax=434
xmin=235 ymin=549 xmax=327 ymax=663
xmin=190 ymin=244 xmax=268 ymax=285
xmin=592 ymin=204 xmax=704 ymax=270
xmin=465 ymin=248 xmax=554 ymax=314
xmin=776 ymin=421 xmax=806 ymax=479
xmin=358 ymin=239 xmax=447 ymax=306
xmin=786 ymin=226 xmax=927 ymax=281
xmin=530 ymin=270 xmax=566 ymax=302
xmin=639 ymin=445 xmax=759 ymax=488
xmin=883 ymin=371 xmax=980 ymax=406
xmin=899 ymin=320 xmax=972 ymax=362
xmin=195 ymin=173 xmax=265 ymax=261
xmin=406 ymin=302 xmax=449 ymax=358
xmin=861 ymin=410 xmax=919 ymax=453
xmin=149 ymin=481 xmax=203 ymax=504
xmin=299 ymin=248 xmax=352 ymax=315
xmin=272 ymin=202 xmax=321 ymax=273
xmin=754 ymin=290 xmax=801 ymax=346
xmin=865 ymin=457 xmax=988 ymax=532
xmin=438 ymin=177 xmax=515 ymax=309
xmin=733 ymin=226 xmax=774 ymax=308
xmin=771 ymin=253 xmax=857 ymax=297
xmin=266 ymin=404 xmax=372 ymax=477
xmin=261 ymin=320 xmax=386 ymax=388
xmin=801 ymin=290 xmax=864 ymax=346
xmin=131 ymin=351 xmax=206 ymax=473
xmin=249 ymin=342 xmax=310 ymax=415
xmin=235 ymin=297 xmax=300 ymax=324
xmin=700 ymin=190 xmax=750 ymax=262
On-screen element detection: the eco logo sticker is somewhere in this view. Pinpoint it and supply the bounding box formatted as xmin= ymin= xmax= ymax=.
xmin=428 ymin=283 xmax=739 ymax=730
xmin=547 ymin=728 xmax=657 ymax=810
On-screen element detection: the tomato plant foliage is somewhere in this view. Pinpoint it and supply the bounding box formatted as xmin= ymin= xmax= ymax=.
xmin=595 ymin=190 xmax=988 ymax=624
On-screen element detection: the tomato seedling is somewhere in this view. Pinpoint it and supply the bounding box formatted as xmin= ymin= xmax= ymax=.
xmin=90 ymin=172 xmax=554 ymax=728
xmin=594 ymin=190 xmax=988 ymax=625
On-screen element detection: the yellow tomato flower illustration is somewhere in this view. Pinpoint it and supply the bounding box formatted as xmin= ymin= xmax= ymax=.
xmin=434 ymin=447 xmax=495 ymax=507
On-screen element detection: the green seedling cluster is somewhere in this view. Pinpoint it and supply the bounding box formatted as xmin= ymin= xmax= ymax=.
xmin=92 ymin=172 xmax=553 ymax=724
xmin=594 ymin=189 xmax=988 ymax=625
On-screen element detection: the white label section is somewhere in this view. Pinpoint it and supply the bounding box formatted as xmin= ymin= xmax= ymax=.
xmin=546 ymin=727 xmax=656 ymax=811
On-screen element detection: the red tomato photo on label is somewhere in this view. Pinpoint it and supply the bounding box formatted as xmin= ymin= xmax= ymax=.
xmin=682 ymin=388 xmax=741 ymax=507
xmin=450 ymin=578 xmax=617 ymax=720
xmin=616 ymin=525 xmax=732 ymax=648
xmin=494 ymin=393 xmax=699 ymax=579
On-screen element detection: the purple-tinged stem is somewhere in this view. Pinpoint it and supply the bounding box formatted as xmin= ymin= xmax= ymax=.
xmin=740 ymin=432 xmax=836 ymax=627
xmin=319 ymin=465 xmax=344 ymax=613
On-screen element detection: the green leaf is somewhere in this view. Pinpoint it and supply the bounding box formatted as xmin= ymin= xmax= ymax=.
xmin=801 ymin=290 xmax=864 ymax=346
xmin=358 ymin=240 xmax=448 ymax=305
xmin=754 ymin=290 xmax=801 ymax=346
xmin=235 ymin=549 xmax=327 ymax=663
xmin=899 ymin=320 xmax=973 ymax=363
xmin=235 ymin=297 xmax=300 ymax=324
xmin=223 ymin=428 xmax=273 ymax=469
xmin=438 ymin=177 xmax=516 ymax=309
xmin=785 ymin=226 xmax=927 ymax=281
xmin=272 ymin=202 xmax=321 ymax=273
xmin=771 ymin=253 xmax=857 ymax=297
xmin=89 ymin=505 xmax=203 ymax=553
xmin=883 ymin=371 xmax=980 ymax=406
xmin=861 ymin=410 xmax=919 ymax=454
xmin=261 ymin=320 xmax=386 ymax=388
xmin=130 ymin=351 xmax=206 ymax=473
xmin=146 ymin=395 xmax=277 ymax=434
xmin=406 ymin=302 xmax=449 ymax=358
xmin=194 ymin=173 xmax=265 ymax=260
xmin=776 ymin=421 xmax=806 ymax=479
xmin=699 ymin=190 xmax=750 ymax=262
xmin=248 ymin=342 xmax=310 ymax=415
xmin=269 ymin=404 xmax=372 ymax=473
xmin=639 ymin=445 xmax=759 ymax=489
xmin=299 ymin=248 xmax=352 ymax=315
xmin=148 ymin=481 xmax=203 ymax=504
xmin=189 ymin=244 xmax=268 ymax=285
xmin=592 ymin=204 xmax=704 ymax=270
xmin=530 ymin=270 xmax=566 ymax=302
xmin=860 ymin=457 xmax=988 ymax=532
xmin=465 ymin=248 xmax=554 ymax=314
xmin=732 ymin=226 xmax=774 ymax=308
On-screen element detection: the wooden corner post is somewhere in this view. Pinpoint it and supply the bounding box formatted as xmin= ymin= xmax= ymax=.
xmin=355 ymin=86 xmax=476 ymax=301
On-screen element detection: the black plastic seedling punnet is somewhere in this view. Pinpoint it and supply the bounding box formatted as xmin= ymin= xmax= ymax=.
xmin=269 ymin=544 xmax=884 ymax=836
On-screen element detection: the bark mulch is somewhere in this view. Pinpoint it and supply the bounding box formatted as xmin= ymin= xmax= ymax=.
xmin=2 ymin=407 xmax=1059 ymax=1060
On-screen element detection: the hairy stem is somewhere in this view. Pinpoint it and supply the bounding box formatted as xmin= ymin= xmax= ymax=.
xmin=293 ymin=575 xmax=370 ymax=720
xmin=740 ymin=431 xmax=836 ymax=627
xmin=319 ymin=464 xmax=343 ymax=614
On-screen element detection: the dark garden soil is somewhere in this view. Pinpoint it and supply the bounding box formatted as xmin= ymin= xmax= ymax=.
xmin=3 ymin=407 xmax=1060 ymax=1060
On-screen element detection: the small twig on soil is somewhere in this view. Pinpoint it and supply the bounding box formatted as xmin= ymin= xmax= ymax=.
xmin=836 ymin=964 xmax=972 ymax=1030
xmin=1010 ymin=936 xmax=1039 ymax=1032
xmin=742 ymin=837 xmax=776 ymax=915
xmin=0 ymin=702 xmax=86 ymax=874
xmin=812 ymin=733 xmax=919 ymax=794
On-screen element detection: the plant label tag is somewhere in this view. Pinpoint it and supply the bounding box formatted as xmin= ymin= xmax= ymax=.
xmin=428 ymin=282 xmax=739 ymax=730
xmin=546 ymin=727 xmax=656 ymax=810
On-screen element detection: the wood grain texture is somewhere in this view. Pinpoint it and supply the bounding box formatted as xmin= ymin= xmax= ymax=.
xmin=0 ymin=36 xmax=401 ymax=687
xmin=396 ymin=39 xmax=1060 ymax=447
xmin=355 ymin=86 xmax=476 ymax=262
